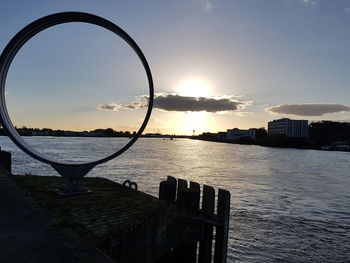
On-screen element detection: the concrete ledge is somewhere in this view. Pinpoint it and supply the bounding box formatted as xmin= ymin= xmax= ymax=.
xmin=0 ymin=170 xmax=110 ymax=263
xmin=5 ymin=173 xmax=206 ymax=263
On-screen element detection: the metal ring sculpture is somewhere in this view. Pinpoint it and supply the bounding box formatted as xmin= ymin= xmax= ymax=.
xmin=0 ymin=12 xmax=154 ymax=179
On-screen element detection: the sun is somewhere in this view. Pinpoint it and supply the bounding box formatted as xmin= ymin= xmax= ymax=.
xmin=172 ymin=77 xmax=215 ymax=134
xmin=177 ymin=77 xmax=213 ymax=98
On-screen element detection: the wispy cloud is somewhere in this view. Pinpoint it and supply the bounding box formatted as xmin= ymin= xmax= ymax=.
xmin=94 ymin=98 xmax=146 ymax=111
xmin=344 ymin=7 xmax=350 ymax=14
xmin=283 ymin=0 xmax=318 ymax=6
xmin=94 ymin=93 xmax=252 ymax=113
xmin=266 ymin=103 xmax=350 ymax=116
xmin=301 ymin=0 xmax=318 ymax=6
xmin=199 ymin=0 xmax=213 ymax=12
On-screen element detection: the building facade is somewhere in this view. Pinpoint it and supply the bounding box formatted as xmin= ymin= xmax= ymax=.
xmin=268 ymin=118 xmax=308 ymax=138
xmin=227 ymin=128 xmax=256 ymax=140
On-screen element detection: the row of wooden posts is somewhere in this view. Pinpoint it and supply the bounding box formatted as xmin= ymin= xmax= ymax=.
xmin=159 ymin=176 xmax=231 ymax=263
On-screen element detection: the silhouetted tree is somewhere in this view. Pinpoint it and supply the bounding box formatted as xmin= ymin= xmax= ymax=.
xmin=255 ymin=127 xmax=267 ymax=140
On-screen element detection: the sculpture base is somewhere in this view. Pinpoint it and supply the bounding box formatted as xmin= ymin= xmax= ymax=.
xmin=55 ymin=178 xmax=92 ymax=197
xmin=55 ymin=187 xmax=92 ymax=197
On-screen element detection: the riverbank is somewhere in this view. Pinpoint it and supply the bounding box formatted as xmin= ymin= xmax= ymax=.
xmin=9 ymin=174 xmax=167 ymax=262
xmin=1 ymin=168 xmax=229 ymax=262
xmin=191 ymin=136 xmax=350 ymax=152
xmin=0 ymin=128 xmax=190 ymax=139
xmin=0 ymin=169 xmax=112 ymax=263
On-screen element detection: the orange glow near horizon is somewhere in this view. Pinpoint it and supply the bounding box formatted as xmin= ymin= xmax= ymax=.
xmin=172 ymin=77 xmax=215 ymax=134
xmin=185 ymin=111 xmax=207 ymax=132
xmin=157 ymin=111 xmax=218 ymax=135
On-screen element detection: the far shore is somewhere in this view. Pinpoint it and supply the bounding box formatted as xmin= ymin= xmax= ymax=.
xmin=190 ymin=136 xmax=350 ymax=153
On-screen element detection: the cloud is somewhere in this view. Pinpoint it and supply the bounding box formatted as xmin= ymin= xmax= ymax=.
xmin=94 ymin=93 xmax=251 ymax=113
xmin=283 ymin=0 xmax=318 ymax=5
xmin=266 ymin=103 xmax=350 ymax=116
xmin=301 ymin=0 xmax=318 ymax=5
xmin=199 ymin=0 xmax=213 ymax=11
xmin=94 ymin=100 xmax=146 ymax=111
xmin=153 ymin=94 xmax=248 ymax=112
xmin=345 ymin=7 xmax=350 ymax=14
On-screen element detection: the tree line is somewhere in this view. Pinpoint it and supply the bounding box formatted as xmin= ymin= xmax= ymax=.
xmin=0 ymin=126 xmax=136 ymax=138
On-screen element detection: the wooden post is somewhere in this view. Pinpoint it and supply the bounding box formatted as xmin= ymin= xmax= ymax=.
xmin=171 ymin=244 xmax=197 ymax=263
xmin=178 ymin=178 xmax=188 ymax=190
xmin=189 ymin=182 xmax=200 ymax=210
xmin=180 ymin=189 xmax=197 ymax=213
xmin=167 ymin=176 xmax=177 ymax=185
xmin=0 ymin=150 xmax=11 ymax=174
xmin=159 ymin=177 xmax=177 ymax=204
xmin=198 ymin=185 xmax=215 ymax=263
xmin=176 ymin=178 xmax=188 ymax=204
xmin=187 ymin=183 xmax=200 ymax=261
xmin=214 ymin=189 xmax=230 ymax=263
xmin=172 ymin=179 xmax=199 ymax=263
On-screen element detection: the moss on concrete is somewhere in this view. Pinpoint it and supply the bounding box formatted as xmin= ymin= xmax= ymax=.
xmin=11 ymin=174 xmax=204 ymax=262
xmin=11 ymin=174 xmax=166 ymax=245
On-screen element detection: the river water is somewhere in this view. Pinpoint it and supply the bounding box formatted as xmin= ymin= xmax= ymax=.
xmin=0 ymin=136 xmax=349 ymax=262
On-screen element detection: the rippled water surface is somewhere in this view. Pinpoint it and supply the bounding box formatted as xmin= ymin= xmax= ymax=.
xmin=1 ymin=136 xmax=349 ymax=262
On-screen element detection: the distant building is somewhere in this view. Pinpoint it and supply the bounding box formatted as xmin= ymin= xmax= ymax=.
xmin=227 ymin=128 xmax=256 ymax=140
xmin=268 ymin=118 xmax=308 ymax=138
xmin=309 ymin=121 xmax=350 ymax=140
xmin=217 ymin=132 xmax=228 ymax=139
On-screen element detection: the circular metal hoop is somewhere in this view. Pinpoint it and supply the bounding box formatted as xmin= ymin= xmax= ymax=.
xmin=0 ymin=12 xmax=154 ymax=172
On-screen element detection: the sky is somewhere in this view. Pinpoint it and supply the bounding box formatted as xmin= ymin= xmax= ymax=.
xmin=1 ymin=0 xmax=350 ymax=135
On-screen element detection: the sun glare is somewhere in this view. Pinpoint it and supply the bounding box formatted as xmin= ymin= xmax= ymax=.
xmin=177 ymin=77 xmax=213 ymax=98
xmin=171 ymin=77 xmax=216 ymax=134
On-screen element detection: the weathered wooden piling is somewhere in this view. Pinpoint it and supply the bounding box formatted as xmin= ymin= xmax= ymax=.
xmin=171 ymin=180 xmax=200 ymax=262
xmin=159 ymin=176 xmax=176 ymax=204
xmin=159 ymin=177 xmax=231 ymax=263
xmin=198 ymin=185 xmax=215 ymax=263
xmin=189 ymin=181 xmax=200 ymax=211
xmin=176 ymin=178 xmax=188 ymax=206
xmin=214 ymin=189 xmax=231 ymax=263
xmin=0 ymin=149 xmax=11 ymax=173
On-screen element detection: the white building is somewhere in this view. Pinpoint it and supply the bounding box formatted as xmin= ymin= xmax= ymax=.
xmin=227 ymin=128 xmax=256 ymax=140
xmin=268 ymin=118 xmax=308 ymax=138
